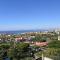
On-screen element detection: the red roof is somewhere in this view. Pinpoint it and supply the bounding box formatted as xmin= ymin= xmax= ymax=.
xmin=34 ymin=42 xmax=48 ymax=46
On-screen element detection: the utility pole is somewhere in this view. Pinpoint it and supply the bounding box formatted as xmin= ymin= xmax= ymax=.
xmin=42 ymin=53 xmax=44 ymax=60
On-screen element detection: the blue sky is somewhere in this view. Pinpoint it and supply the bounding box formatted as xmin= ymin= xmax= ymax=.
xmin=0 ymin=0 xmax=60 ymax=31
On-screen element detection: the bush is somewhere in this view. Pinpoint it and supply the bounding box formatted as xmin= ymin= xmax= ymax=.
xmin=48 ymin=40 xmax=60 ymax=48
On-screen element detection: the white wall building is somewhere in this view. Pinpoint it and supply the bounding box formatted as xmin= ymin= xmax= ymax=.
xmin=58 ymin=36 xmax=60 ymax=41
xmin=44 ymin=57 xmax=53 ymax=60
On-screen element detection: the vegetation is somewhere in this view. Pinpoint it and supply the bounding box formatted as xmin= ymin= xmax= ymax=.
xmin=35 ymin=40 xmax=60 ymax=60
xmin=0 ymin=43 xmax=10 ymax=60
xmin=48 ymin=40 xmax=60 ymax=48
xmin=32 ymin=36 xmax=46 ymax=42
xmin=0 ymin=32 xmax=59 ymax=60
xmin=0 ymin=42 xmax=33 ymax=60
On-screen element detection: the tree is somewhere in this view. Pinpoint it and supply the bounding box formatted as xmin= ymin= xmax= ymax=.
xmin=0 ymin=43 xmax=10 ymax=60
xmin=32 ymin=36 xmax=46 ymax=42
xmin=8 ymin=43 xmax=29 ymax=60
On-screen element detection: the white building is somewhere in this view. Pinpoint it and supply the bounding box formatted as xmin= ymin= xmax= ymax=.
xmin=58 ymin=36 xmax=60 ymax=41
xmin=44 ymin=57 xmax=53 ymax=60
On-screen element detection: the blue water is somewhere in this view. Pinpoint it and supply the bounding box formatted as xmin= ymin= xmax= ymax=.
xmin=0 ymin=30 xmax=41 ymax=34
xmin=0 ymin=29 xmax=48 ymax=34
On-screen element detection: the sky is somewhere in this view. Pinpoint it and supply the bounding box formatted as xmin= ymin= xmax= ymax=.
xmin=0 ymin=0 xmax=60 ymax=31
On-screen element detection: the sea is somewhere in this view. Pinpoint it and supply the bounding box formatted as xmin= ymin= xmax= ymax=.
xmin=0 ymin=29 xmax=48 ymax=34
xmin=0 ymin=30 xmax=40 ymax=34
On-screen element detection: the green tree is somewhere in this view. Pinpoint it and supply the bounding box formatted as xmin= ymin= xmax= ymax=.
xmin=8 ymin=43 xmax=29 ymax=60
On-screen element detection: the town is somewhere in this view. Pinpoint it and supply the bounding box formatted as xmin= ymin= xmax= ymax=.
xmin=0 ymin=0 xmax=60 ymax=60
xmin=0 ymin=30 xmax=60 ymax=60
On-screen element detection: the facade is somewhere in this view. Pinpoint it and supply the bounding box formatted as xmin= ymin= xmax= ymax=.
xmin=32 ymin=42 xmax=48 ymax=47
xmin=44 ymin=57 xmax=53 ymax=60
xmin=58 ymin=36 xmax=60 ymax=41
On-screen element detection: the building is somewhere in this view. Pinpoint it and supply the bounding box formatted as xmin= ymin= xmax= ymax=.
xmin=32 ymin=42 xmax=48 ymax=47
xmin=44 ymin=57 xmax=53 ymax=60
xmin=58 ymin=36 xmax=60 ymax=41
